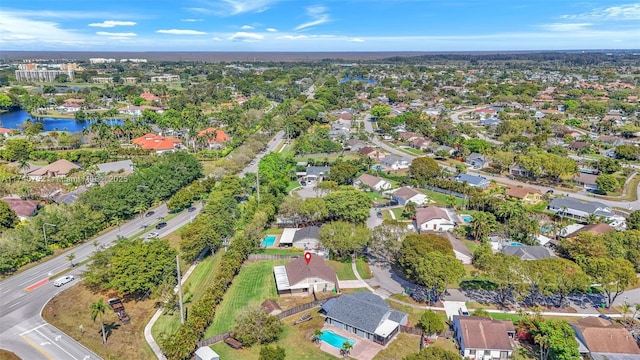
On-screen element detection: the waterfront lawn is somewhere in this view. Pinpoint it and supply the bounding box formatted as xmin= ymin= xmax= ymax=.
xmin=204 ymin=260 xmax=286 ymax=338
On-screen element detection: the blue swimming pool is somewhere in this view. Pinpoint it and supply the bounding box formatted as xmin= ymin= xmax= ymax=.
xmin=319 ymin=330 xmax=356 ymax=349
xmin=461 ymin=215 xmax=472 ymax=223
xmin=261 ymin=235 xmax=276 ymax=247
xmin=510 ymin=242 xmax=523 ymax=247
xmin=371 ymin=165 xmax=384 ymax=171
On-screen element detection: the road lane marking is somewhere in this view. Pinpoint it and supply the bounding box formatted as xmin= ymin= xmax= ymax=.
xmin=19 ymin=323 xmax=47 ymax=335
xmin=36 ymin=329 xmax=79 ymax=360
xmin=25 ymin=278 xmax=49 ymax=292
xmin=20 ymin=335 xmax=55 ymax=360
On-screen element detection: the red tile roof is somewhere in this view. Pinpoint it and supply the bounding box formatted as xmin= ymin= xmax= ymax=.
xmin=506 ymin=186 xmax=541 ymax=199
xmin=132 ymin=133 xmax=181 ymax=150
xmin=197 ymin=127 xmax=231 ymax=143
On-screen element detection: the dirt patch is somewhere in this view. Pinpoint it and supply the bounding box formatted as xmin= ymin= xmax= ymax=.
xmin=0 ymin=349 xmax=21 ymax=360
xmin=42 ymin=284 xmax=157 ymax=360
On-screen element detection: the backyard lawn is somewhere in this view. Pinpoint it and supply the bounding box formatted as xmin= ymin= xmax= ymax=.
xmin=204 ymin=260 xmax=287 ymax=337
xmin=152 ymin=250 xmax=223 ymax=341
xmin=373 ymin=333 xmax=421 ymax=360
xmin=355 ymin=256 xmax=372 ymax=280
xmin=211 ymin=309 xmax=336 ymax=360
xmin=327 ymin=257 xmax=356 ymax=281
xmin=422 ymin=189 xmax=466 ymax=207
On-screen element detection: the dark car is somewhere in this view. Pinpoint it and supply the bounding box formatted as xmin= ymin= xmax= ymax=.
xmin=188 ymin=206 xmax=196 ymax=212
xmin=155 ymin=222 xmax=167 ymax=230
xmin=598 ymin=314 xmax=612 ymax=322
xmin=145 ymin=211 xmax=155 ymax=217
xmin=546 ymin=189 xmax=554 ymax=194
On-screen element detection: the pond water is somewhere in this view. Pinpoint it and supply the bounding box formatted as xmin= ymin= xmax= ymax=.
xmin=0 ymin=110 xmax=122 ymax=132
xmin=341 ymin=76 xmax=377 ymax=84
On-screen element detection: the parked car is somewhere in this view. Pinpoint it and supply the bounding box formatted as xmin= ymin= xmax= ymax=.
xmin=146 ymin=232 xmax=159 ymax=239
xmin=145 ymin=211 xmax=155 ymax=217
xmin=53 ymin=275 xmax=74 ymax=287
xmin=155 ymin=222 xmax=167 ymax=230
xmin=188 ymin=206 xmax=196 ymax=212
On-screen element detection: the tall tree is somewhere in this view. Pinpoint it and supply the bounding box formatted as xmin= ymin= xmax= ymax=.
xmin=582 ymin=257 xmax=637 ymax=307
xmin=324 ymin=189 xmax=371 ymax=224
xmin=90 ymin=298 xmax=108 ymax=344
xmin=417 ymin=310 xmax=446 ymax=336
xmin=412 ymin=252 xmax=465 ymax=302
xmin=319 ymin=221 xmax=370 ymax=259
xmin=408 ymin=157 xmax=441 ymax=186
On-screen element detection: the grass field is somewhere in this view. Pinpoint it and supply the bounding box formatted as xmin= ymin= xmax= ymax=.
xmin=327 ymin=257 xmax=356 ymax=281
xmin=204 ymin=260 xmax=287 ymax=337
xmin=373 ymin=333 xmax=421 ymax=360
xmin=422 ymin=189 xmax=466 ymax=207
xmin=152 ymin=251 xmax=223 ymax=341
xmin=211 ymin=309 xmax=336 ymax=360
xmin=43 ymin=283 xmax=157 ymax=360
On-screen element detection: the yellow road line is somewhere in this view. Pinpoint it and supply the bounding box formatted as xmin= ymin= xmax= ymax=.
xmin=20 ymin=335 xmax=55 ymax=360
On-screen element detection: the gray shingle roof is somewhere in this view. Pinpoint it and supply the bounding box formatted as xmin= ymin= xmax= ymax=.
xmin=321 ymin=292 xmax=406 ymax=334
xmin=548 ymin=197 xmax=611 ymax=216
xmin=96 ymin=160 xmax=134 ymax=174
xmin=292 ymin=226 xmax=320 ymax=242
xmin=454 ymin=174 xmax=489 ymax=187
xmin=306 ymin=166 xmax=330 ymax=177
xmin=501 ymin=245 xmax=556 ymax=260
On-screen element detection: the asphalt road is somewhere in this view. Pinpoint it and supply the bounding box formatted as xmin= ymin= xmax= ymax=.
xmin=0 ymin=202 xmax=203 ymax=360
xmin=240 ymin=130 xmax=284 ymax=176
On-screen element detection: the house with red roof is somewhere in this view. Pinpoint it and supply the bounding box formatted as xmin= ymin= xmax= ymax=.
xmin=197 ymin=127 xmax=231 ymax=149
xmin=139 ymin=92 xmax=160 ymax=102
xmin=0 ymin=128 xmax=13 ymax=137
xmin=132 ymin=133 xmax=182 ymax=154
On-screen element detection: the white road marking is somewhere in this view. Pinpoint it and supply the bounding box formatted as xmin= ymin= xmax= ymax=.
xmin=40 ymin=342 xmax=51 ymax=346
xmin=19 ymin=323 xmax=47 ymax=335
xmin=35 ymin=329 xmax=79 ymax=360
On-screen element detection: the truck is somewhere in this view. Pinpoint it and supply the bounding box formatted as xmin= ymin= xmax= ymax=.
xmin=108 ymin=298 xmax=131 ymax=323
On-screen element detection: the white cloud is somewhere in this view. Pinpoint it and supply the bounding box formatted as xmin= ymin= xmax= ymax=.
xmin=561 ymin=3 xmax=640 ymax=21
xmin=212 ymin=37 xmax=222 ymax=41
xmin=277 ymin=35 xmax=308 ymax=40
xmin=294 ymin=5 xmax=330 ymax=31
xmin=89 ymin=20 xmax=136 ymax=28
xmin=241 ymin=25 xmax=254 ymax=30
xmin=229 ymin=31 xmax=264 ymax=41
xmin=266 ymin=28 xmax=278 ymax=32
xmin=96 ymin=31 xmax=137 ymax=37
xmin=3 ymin=9 xmax=136 ymax=20
xmin=181 ymin=18 xmax=203 ymax=22
xmin=156 ymin=29 xmax=207 ymax=35
xmin=349 ymin=38 xmax=364 ymax=42
xmin=184 ymin=7 xmax=214 ymax=14
xmin=538 ymin=23 xmax=592 ymax=32
xmin=0 ymin=12 xmax=87 ymax=45
xmin=218 ymin=0 xmax=280 ymax=15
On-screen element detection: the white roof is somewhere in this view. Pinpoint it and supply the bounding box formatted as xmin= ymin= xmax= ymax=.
xmin=279 ymin=228 xmax=297 ymax=245
xmin=273 ymin=265 xmax=291 ymax=291
xmin=195 ymin=346 xmax=219 ymax=360
xmin=536 ymin=234 xmax=553 ymax=246
xmin=375 ymin=319 xmax=399 ymax=337
xmin=560 ymin=224 xmax=584 ymax=237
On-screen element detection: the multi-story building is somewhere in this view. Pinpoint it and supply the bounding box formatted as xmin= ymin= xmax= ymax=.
xmin=91 ymin=77 xmax=113 ymax=83
xmin=150 ymin=74 xmax=180 ymax=82
xmin=89 ymin=58 xmax=116 ymax=64
xmin=15 ymin=69 xmax=74 ymax=82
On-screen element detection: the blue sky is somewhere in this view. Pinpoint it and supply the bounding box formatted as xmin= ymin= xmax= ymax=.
xmin=1 ymin=1 xmax=639 ymax=51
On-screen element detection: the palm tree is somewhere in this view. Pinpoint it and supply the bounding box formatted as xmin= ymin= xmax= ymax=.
xmin=17 ymin=159 xmax=31 ymax=175
xmin=470 ymin=212 xmax=497 ymax=242
xmin=621 ymin=302 xmax=631 ymax=321
xmin=341 ymin=341 xmax=353 ymax=358
xmin=66 ymin=252 xmax=76 ymax=267
xmin=90 ymin=298 xmax=108 ymax=344
xmin=312 ymin=329 xmax=322 ymax=344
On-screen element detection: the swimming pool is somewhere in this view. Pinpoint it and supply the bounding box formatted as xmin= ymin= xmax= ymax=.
xmin=510 ymin=242 xmax=523 ymax=247
xmin=461 ymin=215 xmax=472 ymax=223
xmin=319 ymin=330 xmax=356 ymax=349
xmin=371 ymin=165 xmax=384 ymax=171
xmin=261 ymin=235 xmax=276 ymax=247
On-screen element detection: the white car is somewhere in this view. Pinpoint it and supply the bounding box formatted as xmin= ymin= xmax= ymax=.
xmin=146 ymin=232 xmax=159 ymax=239
xmin=53 ymin=275 xmax=74 ymax=287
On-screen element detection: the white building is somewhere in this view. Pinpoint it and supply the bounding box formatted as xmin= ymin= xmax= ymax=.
xmin=415 ymin=206 xmax=455 ymax=232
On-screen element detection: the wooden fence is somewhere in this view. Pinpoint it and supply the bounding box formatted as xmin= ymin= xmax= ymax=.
xmin=399 ymin=325 xmax=424 ymax=336
xmin=197 ymin=332 xmax=229 ymax=347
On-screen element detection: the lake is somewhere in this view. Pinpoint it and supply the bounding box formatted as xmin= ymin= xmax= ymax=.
xmin=0 ymin=110 xmax=122 ymax=132
xmin=341 ymin=76 xmax=378 ymax=84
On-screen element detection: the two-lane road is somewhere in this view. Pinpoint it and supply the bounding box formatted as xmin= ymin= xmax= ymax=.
xmin=0 ymin=202 xmax=203 ymax=359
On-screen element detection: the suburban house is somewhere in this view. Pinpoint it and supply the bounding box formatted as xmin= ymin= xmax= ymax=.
xmin=391 ymin=187 xmax=428 ymax=206
xmin=132 ymin=133 xmax=182 ymax=154
xmin=273 ymin=255 xmax=338 ymax=296
xmin=197 ymin=127 xmax=231 ymax=149
xmin=399 ymin=132 xmax=420 ymax=142
xmin=28 ymin=159 xmax=80 ymax=181
xmin=505 ymin=186 xmax=543 ymax=205
xmin=0 ymin=128 xmax=13 ymax=137
xmin=435 ymin=145 xmax=455 ymax=156
xmin=139 ymin=92 xmax=161 ymax=102
xmin=565 ymin=223 xmax=615 ymax=238
xmin=509 ymin=164 xmax=530 ymax=177
xmin=452 ymin=315 xmax=515 ymax=360
xmin=573 ymin=172 xmax=599 ymax=191
xmin=548 ymin=197 xmax=615 ymax=222
xmin=320 ymin=292 xmax=408 ymax=346
xmin=292 ymin=226 xmax=321 ymax=251
xmin=8 ymin=161 xmax=40 ymax=174
xmin=359 ymin=147 xmax=386 ymax=159
xmin=95 ymin=160 xmax=134 ymax=175
xmin=298 ymin=166 xmax=330 ymax=184
xmin=415 ymin=206 xmax=455 ymax=232
xmin=118 ymin=105 xmax=164 ymax=116
xmin=354 ymin=174 xmax=392 ymax=192
xmin=466 ymin=152 xmax=489 ymax=169
xmin=569 ymin=141 xmax=590 ymax=151
xmin=454 ymin=174 xmax=490 ymax=189
xmin=571 ymin=317 xmax=640 ymax=360
xmin=380 ymin=155 xmax=410 ymax=170
xmin=345 ymin=139 xmax=368 ymax=152
xmin=411 ymin=137 xmax=431 ymax=151
xmin=501 ymin=245 xmax=556 ymax=260
xmin=1 ymin=198 xmax=40 ymax=221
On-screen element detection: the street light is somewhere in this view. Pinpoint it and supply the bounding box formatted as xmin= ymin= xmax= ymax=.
xmin=43 ymin=223 xmax=57 ymax=248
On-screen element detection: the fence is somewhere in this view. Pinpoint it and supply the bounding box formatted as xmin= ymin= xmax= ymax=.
xmin=248 ymin=254 xmax=301 ymax=260
xmin=399 ymin=325 xmax=424 ymax=336
xmin=425 ymin=186 xmax=467 ymax=199
xmin=197 ymin=332 xmax=229 ymax=347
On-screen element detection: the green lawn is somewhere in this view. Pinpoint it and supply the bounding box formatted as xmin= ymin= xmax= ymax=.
xmin=355 ymin=256 xmax=372 ymax=280
xmin=327 ymin=257 xmax=356 ymax=281
xmin=286 ymin=180 xmax=301 ymax=193
xmin=365 ymin=191 xmax=383 ymax=201
xmin=211 ymin=309 xmax=336 ymax=360
xmin=152 ymin=250 xmax=223 ymax=340
xmin=251 ymin=248 xmax=304 ymax=256
xmin=422 ymin=189 xmax=466 ymax=207
xmin=204 ymin=260 xmax=287 ymax=337
xmin=264 ymin=228 xmax=284 ymax=235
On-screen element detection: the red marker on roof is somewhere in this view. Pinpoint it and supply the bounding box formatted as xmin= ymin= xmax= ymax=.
xmin=304 ymin=252 xmax=312 ymax=265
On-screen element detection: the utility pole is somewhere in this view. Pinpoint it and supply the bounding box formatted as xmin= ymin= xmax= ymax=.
xmin=176 ymin=255 xmax=184 ymax=324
